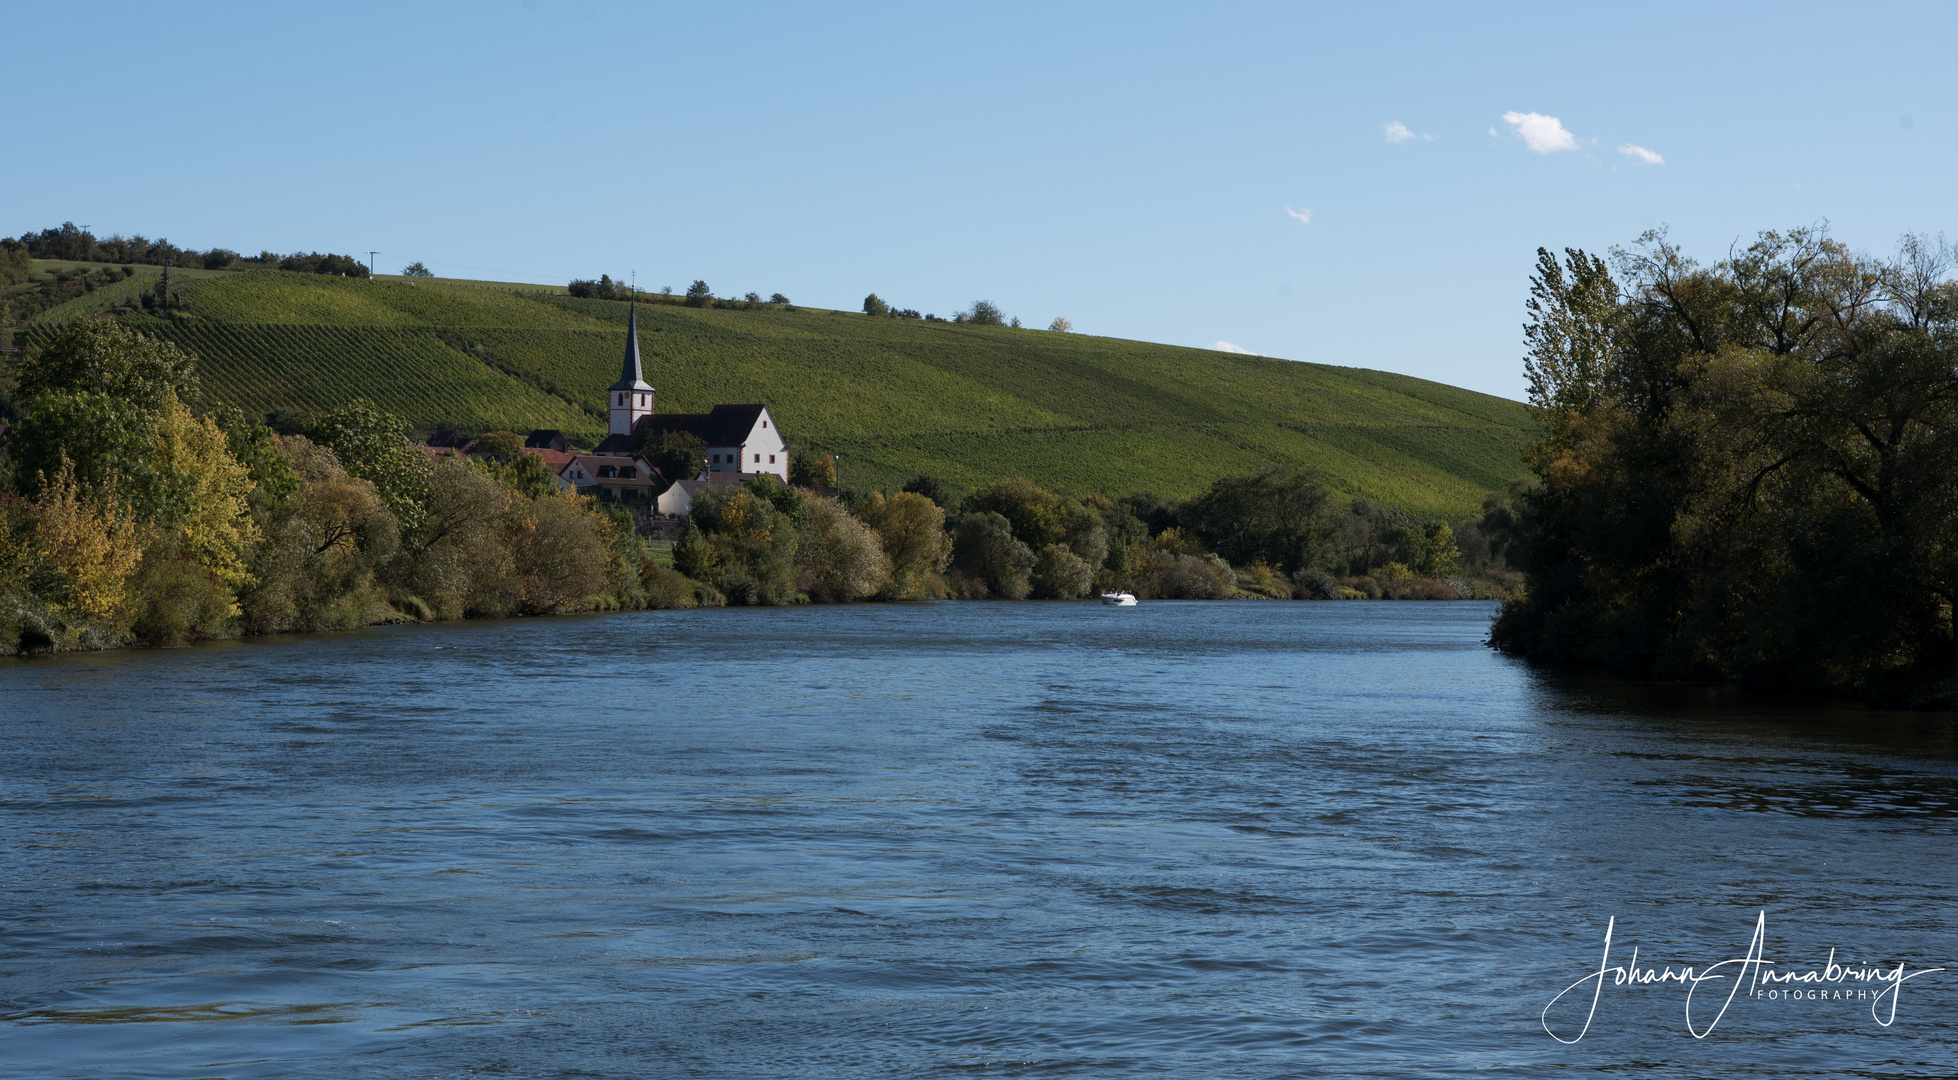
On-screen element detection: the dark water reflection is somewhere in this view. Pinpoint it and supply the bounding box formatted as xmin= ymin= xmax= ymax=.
xmin=2 ymin=602 xmax=1954 ymax=1078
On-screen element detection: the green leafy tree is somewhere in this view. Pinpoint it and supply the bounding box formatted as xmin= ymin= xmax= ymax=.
xmin=1417 ymin=521 xmax=1460 ymax=578
xmin=899 ymin=474 xmax=953 ymax=510
xmin=963 ymin=477 xmax=1068 ymax=550
xmin=789 ymin=451 xmax=837 ymax=490
xmin=214 ymin=405 xmax=298 ymax=504
xmin=14 ymin=317 xmax=200 ymax=413
xmin=401 ymin=261 xmax=434 ymax=277
xmin=472 ymin=430 xmax=524 ymax=458
xmin=684 ymin=280 xmax=713 ymax=307
xmin=1180 ymin=467 xmax=1331 ymax=573
xmin=863 ymin=293 xmax=889 ymax=317
xmin=796 ymin=495 xmax=890 ymax=602
xmin=964 ymin=300 xmax=1005 ymax=326
xmin=950 ymin=511 xmax=1034 ymax=599
xmin=639 ymin=430 xmax=708 ymax=489
xmin=1493 ymin=227 xmax=1958 ymax=700
xmin=305 ymin=399 xmax=431 ymax=533
xmin=856 ymin=491 xmax=951 ymax=599
xmin=1032 ymin=543 xmax=1094 ymax=599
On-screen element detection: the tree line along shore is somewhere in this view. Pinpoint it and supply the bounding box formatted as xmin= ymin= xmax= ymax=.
xmin=0 ymin=319 xmax=1534 ymax=656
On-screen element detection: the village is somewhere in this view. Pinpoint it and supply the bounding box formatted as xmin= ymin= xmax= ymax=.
xmin=419 ymin=303 xmax=796 ymax=534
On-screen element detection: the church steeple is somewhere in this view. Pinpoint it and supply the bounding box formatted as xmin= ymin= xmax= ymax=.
xmin=607 ymin=301 xmax=655 ymax=437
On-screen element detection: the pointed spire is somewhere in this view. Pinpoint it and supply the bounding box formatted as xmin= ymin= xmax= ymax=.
xmin=609 ymin=300 xmax=653 ymax=391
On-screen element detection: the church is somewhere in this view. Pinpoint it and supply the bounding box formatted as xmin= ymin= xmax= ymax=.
xmin=590 ymin=302 xmax=789 ymax=483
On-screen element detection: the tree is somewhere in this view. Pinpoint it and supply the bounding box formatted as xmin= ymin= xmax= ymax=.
xmin=472 ymin=430 xmax=524 ymax=458
xmin=11 ymin=392 xmax=173 ymax=505
xmin=402 ymin=261 xmax=434 ymax=277
xmin=684 ymin=280 xmax=713 ymax=307
xmin=950 ymin=511 xmax=1034 ymax=599
xmin=305 ymin=399 xmax=431 ymax=533
xmin=789 ymin=451 xmax=836 ymax=490
xmin=964 ymin=300 xmax=1005 ymax=326
xmin=1032 ymin=544 xmax=1094 ymax=599
xmin=1181 ymin=467 xmax=1331 ymax=573
xmin=1492 ymin=226 xmax=1958 ymax=701
xmin=900 ymin=475 xmax=953 ymax=511
xmin=796 ymin=495 xmax=891 ymax=602
xmin=1047 ymin=317 xmax=1072 ymax=332
xmin=963 ymin=477 xmax=1068 ymax=549
xmin=769 ymin=293 xmax=791 ymax=305
xmin=863 ymin=293 xmax=889 ymax=317
xmin=640 ymin=430 xmax=707 ymax=489
xmin=15 ymin=317 xmax=200 ymax=413
xmin=856 ymin=491 xmax=950 ymax=599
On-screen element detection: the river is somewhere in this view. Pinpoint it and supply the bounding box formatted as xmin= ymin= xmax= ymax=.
xmin=2 ymin=601 xmax=1954 ymax=1077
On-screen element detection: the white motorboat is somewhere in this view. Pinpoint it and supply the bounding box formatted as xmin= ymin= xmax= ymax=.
xmin=1100 ymin=591 xmax=1138 ymax=606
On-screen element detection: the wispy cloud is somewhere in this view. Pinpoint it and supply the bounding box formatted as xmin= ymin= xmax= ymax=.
xmin=1285 ymin=206 xmax=1312 ymax=226
xmin=1384 ymin=121 xmax=1433 ymax=144
xmin=1214 ymin=341 xmax=1259 ymax=355
xmin=1501 ymin=111 xmax=1579 ymax=153
xmin=1617 ymin=143 xmax=1664 ymax=165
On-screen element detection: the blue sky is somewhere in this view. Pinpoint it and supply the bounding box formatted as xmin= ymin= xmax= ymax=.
xmin=8 ymin=1 xmax=1953 ymax=399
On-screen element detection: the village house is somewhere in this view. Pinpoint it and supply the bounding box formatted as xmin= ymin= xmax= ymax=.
xmin=558 ymin=451 xmax=660 ymax=505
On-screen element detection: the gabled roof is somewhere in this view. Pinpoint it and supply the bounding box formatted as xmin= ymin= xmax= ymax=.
xmin=558 ymin=452 xmax=660 ymax=489
xmin=522 ymin=447 xmax=576 ymax=470
xmin=631 ymin=403 xmax=768 ymax=447
xmin=608 ymin=302 xmax=654 ymax=393
xmin=525 ymin=429 xmax=569 ymax=451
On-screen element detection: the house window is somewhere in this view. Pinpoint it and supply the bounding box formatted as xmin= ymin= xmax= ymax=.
xmin=620 ymin=467 xmax=635 ymax=479
xmin=768 ymin=454 xmax=775 ymax=464
xmin=762 ymin=420 xmax=767 ymax=428
xmin=753 ymin=454 xmax=760 ymax=463
xmin=711 ymin=453 xmax=720 ymax=464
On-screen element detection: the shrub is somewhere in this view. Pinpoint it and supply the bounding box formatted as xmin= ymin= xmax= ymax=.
xmin=1149 ymin=553 xmax=1234 ymax=599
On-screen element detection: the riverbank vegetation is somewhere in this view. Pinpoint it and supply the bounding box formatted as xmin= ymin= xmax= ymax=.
xmin=1492 ymin=228 xmax=1958 ymax=706
xmin=0 ymin=319 xmax=1528 ymax=655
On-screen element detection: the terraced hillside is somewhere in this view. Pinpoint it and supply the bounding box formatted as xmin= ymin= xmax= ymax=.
xmin=23 ymin=268 xmax=1534 ymax=515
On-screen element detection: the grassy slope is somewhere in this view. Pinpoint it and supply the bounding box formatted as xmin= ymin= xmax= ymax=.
xmin=27 ymin=268 xmax=1534 ymax=515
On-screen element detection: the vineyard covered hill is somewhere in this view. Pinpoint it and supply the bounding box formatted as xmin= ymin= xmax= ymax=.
xmin=24 ymin=268 xmax=1535 ymax=514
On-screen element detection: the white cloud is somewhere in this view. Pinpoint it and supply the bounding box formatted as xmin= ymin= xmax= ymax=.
xmin=1214 ymin=341 xmax=1259 ymax=355
xmin=1384 ymin=121 xmax=1433 ymax=143
xmin=1617 ymin=143 xmax=1664 ymax=165
xmin=1285 ymin=206 xmax=1312 ymax=226
xmin=1501 ymin=110 xmax=1579 ymax=153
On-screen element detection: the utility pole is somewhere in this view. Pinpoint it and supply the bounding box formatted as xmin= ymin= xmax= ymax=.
xmin=160 ymin=258 xmax=172 ymax=311
xmin=368 ymin=251 xmax=379 ymax=278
